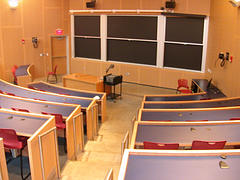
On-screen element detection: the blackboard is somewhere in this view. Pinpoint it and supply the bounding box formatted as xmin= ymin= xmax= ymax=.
xmin=107 ymin=39 xmax=157 ymax=65
xmin=74 ymin=16 xmax=100 ymax=36
xmin=165 ymin=16 xmax=204 ymax=43
xmin=107 ymin=16 xmax=157 ymax=40
xmin=164 ymin=43 xmax=203 ymax=71
xmin=75 ymin=37 xmax=100 ymax=59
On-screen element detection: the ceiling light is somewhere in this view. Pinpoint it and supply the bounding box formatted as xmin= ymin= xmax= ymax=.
xmin=8 ymin=0 xmax=19 ymax=9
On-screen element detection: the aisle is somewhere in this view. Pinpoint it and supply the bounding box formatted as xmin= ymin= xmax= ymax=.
xmin=61 ymin=92 xmax=142 ymax=180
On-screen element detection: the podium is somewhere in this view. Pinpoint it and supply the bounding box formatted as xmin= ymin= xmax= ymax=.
xmin=104 ymin=74 xmax=123 ymax=100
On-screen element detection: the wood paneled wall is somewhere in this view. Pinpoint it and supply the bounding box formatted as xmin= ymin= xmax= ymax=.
xmin=0 ymin=0 xmax=214 ymax=90
xmin=206 ymin=0 xmax=240 ymax=97
xmin=0 ymin=0 xmax=69 ymax=82
xmin=71 ymin=58 xmax=205 ymax=89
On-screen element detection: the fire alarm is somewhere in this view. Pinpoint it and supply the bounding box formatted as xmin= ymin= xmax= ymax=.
xmin=21 ymin=39 xmax=25 ymax=44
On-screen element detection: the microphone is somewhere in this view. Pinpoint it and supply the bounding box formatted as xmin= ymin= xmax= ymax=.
xmin=106 ymin=64 xmax=114 ymax=74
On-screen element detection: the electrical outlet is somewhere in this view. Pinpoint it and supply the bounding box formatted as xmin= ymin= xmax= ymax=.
xmin=125 ymin=72 xmax=130 ymax=76
xmin=207 ymin=68 xmax=212 ymax=74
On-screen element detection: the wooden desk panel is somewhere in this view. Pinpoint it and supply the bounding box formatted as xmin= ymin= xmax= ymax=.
xmin=63 ymin=73 xmax=104 ymax=92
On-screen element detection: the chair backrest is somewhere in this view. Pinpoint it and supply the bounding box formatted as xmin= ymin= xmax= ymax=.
xmin=28 ymin=85 xmax=36 ymax=90
xmin=229 ymin=117 xmax=240 ymax=120
xmin=0 ymin=129 xmax=23 ymax=149
xmin=191 ymin=140 xmax=226 ymax=150
xmin=11 ymin=108 xmax=30 ymax=113
xmin=143 ymin=141 xmax=179 ymax=150
xmin=53 ymin=65 xmax=57 ymax=74
xmin=177 ymin=79 xmax=189 ymax=89
xmin=5 ymin=92 xmax=15 ymax=96
xmin=11 ymin=65 xmax=18 ymax=77
xmin=41 ymin=112 xmax=64 ymax=124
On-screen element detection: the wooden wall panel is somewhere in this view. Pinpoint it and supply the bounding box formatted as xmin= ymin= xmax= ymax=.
xmin=139 ymin=66 xmax=159 ymax=86
xmin=121 ymin=64 xmax=140 ymax=83
xmin=44 ymin=9 xmax=62 ymax=38
xmin=121 ymin=0 xmax=140 ymax=9
xmin=187 ymin=0 xmax=210 ymax=15
xmin=206 ymin=0 xmax=240 ymax=97
xmin=85 ymin=60 xmax=103 ymax=76
xmin=140 ymin=0 xmax=164 ymax=10
xmin=69 ymin=0 xmax=85 ymax=10
xmin=71 ymin=58 xmax=206 ymax=89
xmin=70 ymin=58 xmax=86 ymax=73
xmin=2 ymin=28 xmax=24 ymax=81
xmin=44 ymin=0 xmax=62 ymax=7
xmin=22 ymin=0 xmax=43 ymax=37
xmin=99 ymin=0 xmax=121 ymax=10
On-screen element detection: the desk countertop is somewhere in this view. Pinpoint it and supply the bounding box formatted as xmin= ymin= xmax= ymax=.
xmin=63 ymin=73 xmax=103 ymax=84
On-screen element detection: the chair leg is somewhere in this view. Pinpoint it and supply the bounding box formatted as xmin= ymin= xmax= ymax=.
xmin=47 ymin=75 xmax=49 ymax=83
xmin=20 ymin=148 xmax=31 ymax=180
xmin=64 ymin=129 xmax=67 ymax=153
xmin=55 ymin=74 xmax=57 ymax=83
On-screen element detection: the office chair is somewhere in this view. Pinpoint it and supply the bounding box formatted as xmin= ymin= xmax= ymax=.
xmin=47 ymin=65 xmax=57 ymax=83
xmin=11 ymin=108 xmax=30 ymax=113
xmin=176 ymin=79 xmax=192 ymax=94
xmin=191 ymin=140 xmax=226 ymax=150
xmin=0 ymin=128 xmax=30 ymax=180
xmin=41 ymin=112 xmax=67 ymax=152
xmin=11 ymin=65 xmax=18 ymax=85
xmin=143 ymin=141 xmax=179 ymax=150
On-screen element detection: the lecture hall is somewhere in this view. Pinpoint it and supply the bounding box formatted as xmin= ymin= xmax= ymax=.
xmin=0 ymin=0 xmax=240 ymax=180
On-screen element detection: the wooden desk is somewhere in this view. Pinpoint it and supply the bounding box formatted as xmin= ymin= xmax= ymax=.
xmin=63 ymin=73 xmax=105 ymax=92
xmin=15 ymin=64 xmax=34 ymax=87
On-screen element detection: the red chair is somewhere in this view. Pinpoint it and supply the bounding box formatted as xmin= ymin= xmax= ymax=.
xmin=28 ymin=85 xmax=36 ymax=90
xmin=143 ymin=141 xmax=179 ymax=150
xmin=47 ymin=65 xmax=57 ymax=83
xmin=186 ymin=120 xmax=208 ymax=122
xmin=191 ymin=140 xmax=226 ymax=150
xmin=0 ymin=129 xmax=30 ymax=180
xmin=33 ymin=98 xmax=46 ymax=101
xmin=41 ymin=112 xmax=66 ymax=152
xmin=176 ymin=79 xmax=192 ymax=94
xmin=11 ymin=108 xmax=30 ymax=113
xmin=11 ymin=65 xmax=18 ymax=85
xmin=5 ymin=92 xmax=16 ymax=96
xmin=229 ymin=117 xmax=240 ymax=120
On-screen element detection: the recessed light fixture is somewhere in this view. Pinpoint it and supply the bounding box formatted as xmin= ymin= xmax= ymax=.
xmin=8 ymin=0 xmax=19 ymax=9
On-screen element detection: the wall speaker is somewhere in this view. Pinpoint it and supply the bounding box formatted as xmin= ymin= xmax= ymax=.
xmin=165 ymin=1 xmax=176 ymax=9
xmin=86 ymin=0 xmax=96 ymax=8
